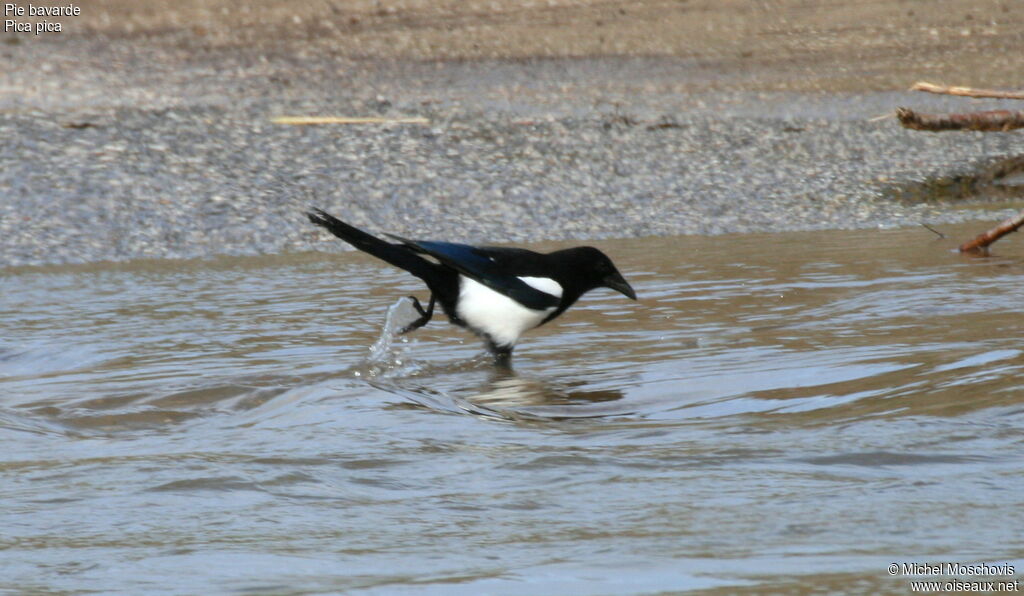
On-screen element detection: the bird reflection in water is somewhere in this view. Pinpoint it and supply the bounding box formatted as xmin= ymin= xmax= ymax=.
xmin=361 ymin=298 xmax=629 ymax=420
xmin=469 ymin=366 xmax=625 ymax=410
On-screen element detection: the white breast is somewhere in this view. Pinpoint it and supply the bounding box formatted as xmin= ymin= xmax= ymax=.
xmin=456 ymin=276 xmax=562 ymax=347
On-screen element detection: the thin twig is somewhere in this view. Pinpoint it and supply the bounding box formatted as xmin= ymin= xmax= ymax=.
xmin=896 ymin=107 xmax=1024 ymax=132
xmin=271 ymin=116 xmax=430 ymax=125
xmin=920 ymin=223 xmax=946 ymax=239
xmin=910 ymin=81 xmax=1024 ymax=101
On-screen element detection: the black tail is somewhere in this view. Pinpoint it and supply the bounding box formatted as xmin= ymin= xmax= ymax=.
xmin=306 ymin=208 xmax=440 ymax=283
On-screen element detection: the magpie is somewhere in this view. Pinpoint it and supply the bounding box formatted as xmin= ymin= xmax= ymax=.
xmin=306 ymin=208 xmax=637 ymax=364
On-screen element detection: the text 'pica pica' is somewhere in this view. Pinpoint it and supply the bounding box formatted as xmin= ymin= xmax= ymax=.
xmin=307 ymin=208 xmax=637 ymax=364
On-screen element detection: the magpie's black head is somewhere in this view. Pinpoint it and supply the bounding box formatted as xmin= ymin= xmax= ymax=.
xmin=556 ymin=246 xmax=637 ymax=301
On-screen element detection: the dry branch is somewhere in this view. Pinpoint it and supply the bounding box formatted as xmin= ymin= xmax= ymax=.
xmin=896 ymin=107 xmax=1024 ymax=132
xmin=959 ymin=210 xmax=1024 ymax=254
xmin=271 ymin=116 xmax=429 ymax=125
xmin=910 ymin=81 xmax=1024 ymax=101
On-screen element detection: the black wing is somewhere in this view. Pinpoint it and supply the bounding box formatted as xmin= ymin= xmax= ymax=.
xmin=385 ymin=235 xmax=561 ymax=310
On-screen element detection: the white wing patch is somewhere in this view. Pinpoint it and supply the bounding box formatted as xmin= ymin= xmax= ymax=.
xmin=518 ymin=276 xmax=563 ymax=299
xmin=456 ymin=276 xmax=559 ymax=348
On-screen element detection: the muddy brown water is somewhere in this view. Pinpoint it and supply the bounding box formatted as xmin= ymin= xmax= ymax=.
xmin=3 ymin=223 xmax=1024 ymax=594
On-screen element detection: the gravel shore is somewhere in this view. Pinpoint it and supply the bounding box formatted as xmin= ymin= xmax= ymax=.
xmin=2 ymin=1 xmax=1023 ymax=267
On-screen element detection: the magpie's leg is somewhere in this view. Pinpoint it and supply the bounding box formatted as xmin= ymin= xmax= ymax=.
xmin=486 ymin=339 xmax=514 ymax=369
xmin=399 ymin=294 xmax=435 ymax=334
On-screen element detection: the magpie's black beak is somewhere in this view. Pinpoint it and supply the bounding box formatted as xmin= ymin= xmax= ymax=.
xmin=604 ymin=272 xmax=637 ymax=300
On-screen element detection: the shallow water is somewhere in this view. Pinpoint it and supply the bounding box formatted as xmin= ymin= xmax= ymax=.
xmin=3 ymin=224 xmax=1024 ymax=594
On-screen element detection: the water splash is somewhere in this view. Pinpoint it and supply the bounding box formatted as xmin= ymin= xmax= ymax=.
xmin=348 ymin=298 xmax=502 ymax=419
xmin=357 ymin=297 xmax=423 ymax=377
xmin=349 ymin=298 xmax=637 ymax=420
